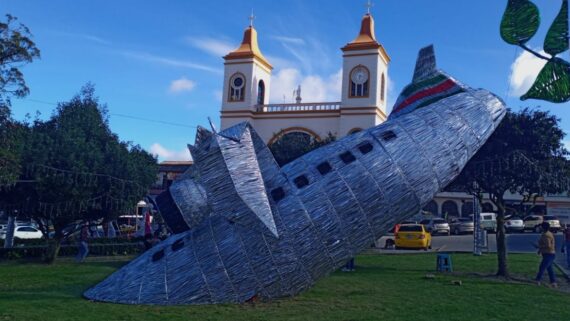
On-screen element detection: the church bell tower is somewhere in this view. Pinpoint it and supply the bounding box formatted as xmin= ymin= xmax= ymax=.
xmin=339 ymin=10 xmax=390 ymax=135
xmin=220 ymin=17 xmax=273 ymax=130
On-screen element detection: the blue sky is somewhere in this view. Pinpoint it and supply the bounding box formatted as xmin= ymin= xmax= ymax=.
xmin=3 ymin=0 xmax=568 ymax=161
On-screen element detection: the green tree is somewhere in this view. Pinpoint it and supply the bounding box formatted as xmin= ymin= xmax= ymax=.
xmin=0 ymin=13 xmax=39 ymax=187
xmin=0 ymin=107 xmax=27 ymax=186
xmin=11 ymin=85 xmax=157 ymax=262
xmin=0 ymin=14 xmax=40 ymax=107
xmin=269 ymin=131 xmax=336 ymax=167
xmin=450 ymin=108 xmax=569 ymax=277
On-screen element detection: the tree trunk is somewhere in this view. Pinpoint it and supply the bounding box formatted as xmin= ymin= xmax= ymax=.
xmin=495 ymin=198 xmax=510 ymax=278
xmin=44 ymin=236 xmax=62 ymax=264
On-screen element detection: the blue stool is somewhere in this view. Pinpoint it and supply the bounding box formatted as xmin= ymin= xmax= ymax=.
xmin=436 ymin=253 xmax=453 ymax=272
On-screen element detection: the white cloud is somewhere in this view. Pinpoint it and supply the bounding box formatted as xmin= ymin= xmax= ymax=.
xmin=270 ymin=36 xmax=305 ymax=45
xmin=55 ymin=31 xmax=111 ymax=45
xmin=185 ymin=37 xmax=235 ymax=57
xmin=509 ymin=50 xmax=548 ymax=96
xmin=150 ymin=143 xmax=192 ymax=161
xmin=169 ymin=77 xmax=196 ymax=93
xmin=269 ymin=68 xmax=342 ymax=103
xmin=119 ymin=50 xmax=221 ymax=74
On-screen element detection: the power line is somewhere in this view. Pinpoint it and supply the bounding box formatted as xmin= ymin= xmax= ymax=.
xmin=20 ymin=98 xmax=201 ymax=129
xmin=110 ymin=113 xmax=197 ymax=129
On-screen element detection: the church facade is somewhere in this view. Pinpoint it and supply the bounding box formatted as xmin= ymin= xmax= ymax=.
xmin=220 ymin=11 xmax=389 ymax=145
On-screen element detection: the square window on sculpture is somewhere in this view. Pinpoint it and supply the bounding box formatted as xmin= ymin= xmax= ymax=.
xmin=381 ymin=131 xmax=397 ymax=141
xmin=358 ymin=142 xmax=373 ymax=154
xmin=340 ymin=151 xmax=356 ymax=164
xmin=294 ymin=175 xmax=310 ymax=188
xmin=317 ymin=162 xmax=332 ymax=175
xmin=270 ymin=187 xmax=285 ymax=202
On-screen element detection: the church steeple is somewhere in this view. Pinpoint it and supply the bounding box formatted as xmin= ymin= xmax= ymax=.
xmin=224 ymin=25 xmax=272 ymax=70
xmin=342 ymin=13 xmax=379 ymax=51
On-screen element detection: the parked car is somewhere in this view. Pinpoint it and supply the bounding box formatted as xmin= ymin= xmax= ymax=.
xmin=554 ymin=214 xmax=570 ymax=228
xmin=0 ymin=226 xmax=43 ymax=240
xmin=419 ymin=218 xmax=450 ymax=235
xmin=395 ymin=224 xmax=432 ymax=250
xmin=543 ymin=215 xmax=561 ymax=232
xmin=449 ymin=217 xmax=474 ymax=235
xmin=504 ymin=215 xmax=524 ymax=233
xmin=523 ymin=215 xmax=561 ymax=233
xmin=523 ymin=215 xmax=543 ymax=232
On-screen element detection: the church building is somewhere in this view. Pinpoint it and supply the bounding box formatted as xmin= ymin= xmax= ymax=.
xmin=220 ymin=10 xmax=390 ymax=146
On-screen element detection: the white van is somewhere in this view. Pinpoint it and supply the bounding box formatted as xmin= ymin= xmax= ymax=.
xmin=479 ymin=212 xmax=497 ymax=233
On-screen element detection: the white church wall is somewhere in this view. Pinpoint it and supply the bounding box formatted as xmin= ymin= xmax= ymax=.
xmin=341 ymin=49 xmax=387 ymax=114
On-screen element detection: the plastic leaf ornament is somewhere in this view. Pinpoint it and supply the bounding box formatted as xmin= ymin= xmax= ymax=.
xmin=522 ymin=58 xmax=570 ymax=103
xmin=500 ymin=0 xmax=540 ymax=45
xmin=544 ymin=0 xmax=569 ymax=56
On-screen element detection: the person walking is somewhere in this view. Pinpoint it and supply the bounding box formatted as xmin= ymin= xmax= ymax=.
xmin=535 ymin=222 xmax=557 ymax=287
xmin=561 ymin=225 xmax=570 ymax=269
xmin=76 ymin=225 xmax=90 ymax=262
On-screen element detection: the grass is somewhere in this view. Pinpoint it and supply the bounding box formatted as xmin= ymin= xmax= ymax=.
xmin=0 ymin=253 xmax=569 ymax=321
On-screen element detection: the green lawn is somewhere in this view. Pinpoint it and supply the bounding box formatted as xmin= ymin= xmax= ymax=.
xmin=0 ymin=253 xmax=569 ymax=321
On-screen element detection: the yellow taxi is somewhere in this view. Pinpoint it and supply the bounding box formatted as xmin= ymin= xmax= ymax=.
xmin=395 ymin=224 xmax=432 ymax=250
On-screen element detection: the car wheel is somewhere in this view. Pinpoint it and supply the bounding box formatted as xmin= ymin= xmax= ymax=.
xmin=428 ymin=243 xmax=432 ymax=250
xmin=534 ymin=225 xmax=541 ymax=233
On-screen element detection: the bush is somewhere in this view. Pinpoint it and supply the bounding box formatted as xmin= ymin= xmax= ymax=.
xmin=0 ymin=237 xmax=144 ymax=260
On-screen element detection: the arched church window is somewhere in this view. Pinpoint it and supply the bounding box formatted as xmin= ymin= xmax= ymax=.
xmin=257 ymin=80 xmax=265 ymax=105
xmin=349 ymin=65 xmax=369 ymax=98
xmin=381 ymin=73 xmax=386 ymax=101
xmin=228 ymin=73 xmax=245 ymax=102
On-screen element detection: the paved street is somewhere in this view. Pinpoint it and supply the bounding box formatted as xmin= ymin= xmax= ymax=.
xmin=377 ymin=232 xmax=565 ymax=253
xmin=375 ymin=232 xmax=570 ymax=276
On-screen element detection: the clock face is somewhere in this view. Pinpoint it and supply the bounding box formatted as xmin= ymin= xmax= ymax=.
xmin=233 ymin=77 xmax=244 ymax=88
xmin=351 ymin=67 xmax=368 ymax=85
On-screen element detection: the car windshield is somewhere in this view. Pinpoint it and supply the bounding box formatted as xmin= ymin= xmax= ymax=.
xmin=544 ymin=216 xmax=558 ymax=220
xmin=483 ymin=215 xmax=493 ymax=220
xmin=433 ymin=219 xmax=446 ymax=223
xmin=458 ymin=218 xmax=471 ymax=222
xmin=399 ymin=225 xmax=423 ymax=232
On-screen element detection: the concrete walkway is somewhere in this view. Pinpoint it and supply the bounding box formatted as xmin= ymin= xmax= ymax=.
xmin=555 ymin=252 xmax=570 ymax=279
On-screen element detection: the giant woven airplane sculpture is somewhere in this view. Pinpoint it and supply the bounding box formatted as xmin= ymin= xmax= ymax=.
xmin=85 ymin=46 xmax=506 ymax=305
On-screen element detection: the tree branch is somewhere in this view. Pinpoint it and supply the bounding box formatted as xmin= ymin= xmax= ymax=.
xmin=518 ymin=43 xmax=552 ymax=61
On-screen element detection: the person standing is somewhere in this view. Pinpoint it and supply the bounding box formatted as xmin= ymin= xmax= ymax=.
xmin=562 ymin=225 xmax=570 ymax=269
xmin=535 ymin=222 xmax=557 ymax=287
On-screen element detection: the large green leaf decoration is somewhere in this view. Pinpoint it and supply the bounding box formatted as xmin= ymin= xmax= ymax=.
xmin=521 ymin=58 xmax=570 ymax=103
xmin=500 ymin=0 xmax=540 ymax=45
xmin=544 ymin=0 xmax=569 ymax=56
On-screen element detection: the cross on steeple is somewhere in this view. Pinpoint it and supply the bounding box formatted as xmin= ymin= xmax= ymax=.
xmin=366 ymin=0 xmax=373 ymax=14
xmin=249 ymin=9 xmax=255 ymax=27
